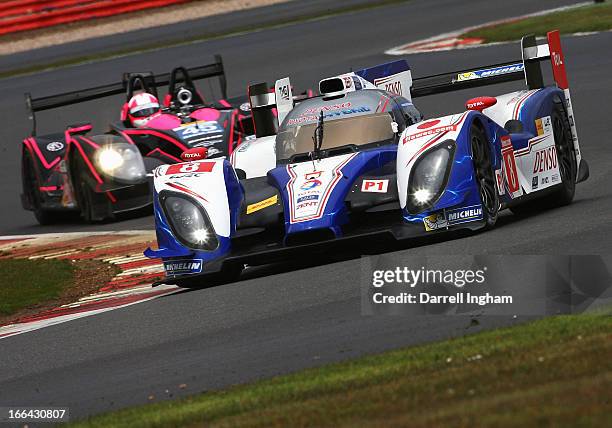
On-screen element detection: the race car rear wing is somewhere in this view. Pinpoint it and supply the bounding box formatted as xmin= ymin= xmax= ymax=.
xmin=411 ymin=31 xmax=563 ymax=97
xmin=409 ymin=30 xmax=581 ymax=173
xmin=25 ymin=55 xmax=227 ymax=136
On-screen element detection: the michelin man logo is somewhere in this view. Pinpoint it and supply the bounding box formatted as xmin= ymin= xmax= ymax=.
xmin=423 ymin=212 xmax=448 ymax=231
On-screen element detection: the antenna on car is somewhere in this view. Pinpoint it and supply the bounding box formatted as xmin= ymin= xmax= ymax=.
xmin=311 ymin=110 xmax=324 ymax=162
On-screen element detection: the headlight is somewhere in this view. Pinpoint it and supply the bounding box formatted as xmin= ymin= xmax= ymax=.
xmin=98 ymin=148 xmax=124 ymax=170
xmin=162 ymin=193 xmax=218 ymax=251
xmin=95 ymin=143 xmax=146 ymax=183
xmin=407 ymin=140 xmax=455 ymax=214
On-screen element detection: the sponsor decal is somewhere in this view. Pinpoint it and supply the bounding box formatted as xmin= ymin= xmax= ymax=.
xmin=535 ymin=118 xmax=544 ymax=136
xmin=164 ymin=258 xmax=203 ymax=275
xmin=501 ymin=136 xmax=523 ymax=198
xmin=182 ymin=152 xmax=203 ymax=159
xmin=192 ymin=140 xmax=221 ymax=148
xmin=296 ymin=201 xmax=318 ymax=210
xmin=457 ymin=71 xmax=477 ymax=81
xmin=465 ymin=97 xmax=496 ymax=111
xmin=361 ymin=179 xmax=389 ymax=193
xmin=532 ymin=176 xmax=539 ymax=190
xmin=174 ymin=121 xmax=223 ymax=139
xmin=535 ymin=116 xmax=552 ymax=136
xmin=297 ymin=194 xmax=319 ymax=203
xmin=446 ymin=205 xmax=483 ymax=225
xmin=246 ymin=195 xmax=278 ymax=215
xmin=300 ymin=179 xmax=322 ymax=191
xmin=46 ymin=141 xmax=64 ymax=152
xmin=532 ymin=146 xmax=558 ymax=174
xmin=404 ymin=124 xmax=457 ymax=143
xmin=168 ymin=172 xmax=204 ymax=180
xmin=205 ymin=147 xmax=222 ymax=157
xmin=303 ymin=103 xmax=351 ymax=115
xmin=423 ymin=212 xmax=448 ymax=231
xmin=495 ymin=169 xmax=505 ymax=195
xmin=287 ymin=153 xmax=357 ymax=223
xmin=551 ymin=173 xmax=560 ymax=183
xmin=305 ymin=171 xmax=322 ymax=180
xmin=239 ymin=102 xmax=251 ymax=112
xmin=467 ymin=100 xmax=485 ymax=109
xmin=374 ymin=75 xmax=403 ymax=95
xmin=166 ymin=161 xmax=215 ymax=175
xmin=287 ymin=106 xmax=371 ymax=125
xmin=456 ymin=63 xmax=524 ymax=82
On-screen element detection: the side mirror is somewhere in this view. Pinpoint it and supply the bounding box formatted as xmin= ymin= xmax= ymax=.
xmin=180 ymin=147 xmax=208 ymax=161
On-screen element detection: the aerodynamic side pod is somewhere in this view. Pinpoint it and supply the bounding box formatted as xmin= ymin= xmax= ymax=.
xmin=405 ymin=30 xmax=587 ymax=184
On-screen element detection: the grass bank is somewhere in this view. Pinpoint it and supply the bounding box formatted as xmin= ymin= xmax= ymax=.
xmin=0 ymin=258 xmax=74 ymax=316
xmin=463 ymin=2 xmax=612 ymax=42
xmin=0 ymin=258 xmax=119 ymax=323
xmin=72 ymin=313 xmax=612 ymax=427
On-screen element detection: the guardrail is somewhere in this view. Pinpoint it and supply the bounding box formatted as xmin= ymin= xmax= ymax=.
xmin=0 ymin=0 xmax=194 ymax=37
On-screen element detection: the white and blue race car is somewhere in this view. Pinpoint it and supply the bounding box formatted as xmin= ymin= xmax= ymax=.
xmin=145 ymin=30 xmax=589 ymax=287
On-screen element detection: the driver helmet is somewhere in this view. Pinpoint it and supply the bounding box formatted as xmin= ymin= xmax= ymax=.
xmin=127 ymin=93 xmax=161 ymax=127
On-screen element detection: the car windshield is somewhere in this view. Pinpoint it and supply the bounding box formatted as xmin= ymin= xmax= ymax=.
xmin=276 ymin=112 xmax=395 ymax=161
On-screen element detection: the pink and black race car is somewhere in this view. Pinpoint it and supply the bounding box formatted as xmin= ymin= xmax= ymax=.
xmin=21 ymin=56 xmax=255 ymax=224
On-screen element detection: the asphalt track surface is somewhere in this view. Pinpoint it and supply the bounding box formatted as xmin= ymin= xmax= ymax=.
xmin=1 ymin=0 xmax=611 ymax=420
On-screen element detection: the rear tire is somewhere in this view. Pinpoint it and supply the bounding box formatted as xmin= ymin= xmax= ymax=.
xmin=470 ymin=124 xmax=499 ymax=229
xmin=22 ymin=152 xmax=61 ymax=225
xmin=510 ymin=102 xmax=576 ymax=215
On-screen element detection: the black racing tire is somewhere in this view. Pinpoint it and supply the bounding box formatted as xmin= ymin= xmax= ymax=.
xmin=510 ymin=102 xmax=576 ymax=216
xmin=22 ymin=151 xmax=61 ymax=225
xmin=470 ymin=123 xmax=499 ymax=229
xmin=76 ymin=175 xmax=96 ymax=223
xmin=72 ymin=165 xmax=109 ymax=224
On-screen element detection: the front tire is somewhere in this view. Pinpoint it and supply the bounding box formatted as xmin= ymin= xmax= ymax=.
xmin=72 ymin=160 xmax=110 ymax=223
xmin=470 ymin=123 xmax=499 ymax=229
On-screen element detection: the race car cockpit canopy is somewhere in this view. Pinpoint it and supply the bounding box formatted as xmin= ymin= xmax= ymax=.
xmin=276 ymin=89 xmax=411 ymax=162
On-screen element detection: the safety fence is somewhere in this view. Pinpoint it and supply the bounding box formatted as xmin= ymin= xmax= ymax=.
xmin=0 ymin=0 xmax=195 ymax=37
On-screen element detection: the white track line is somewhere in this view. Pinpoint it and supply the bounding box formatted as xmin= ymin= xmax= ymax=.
xmin=0 ymin=286 xmax=180 ymax=340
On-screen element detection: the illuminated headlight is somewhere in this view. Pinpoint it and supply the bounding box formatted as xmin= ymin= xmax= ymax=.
xmin=95 ymin=143 xmax=146 ymax=183
xmin=97 ymin=148 xmax=123 ymax=170
xmin=407 ymin=140 xmax=455 ymax=214
xmin=162 ymin=193 xmax=218 ymax=251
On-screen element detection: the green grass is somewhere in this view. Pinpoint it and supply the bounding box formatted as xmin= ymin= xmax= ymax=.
xmin=70 ymin=313 xmax=612 ymax=428
xmin=463 ymin=2 xmax=612 ymax=42
xmin=0 ymin=259 xmax=75 ymax=316
xmin=0 ymin=0 xmax=411 ymax=80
